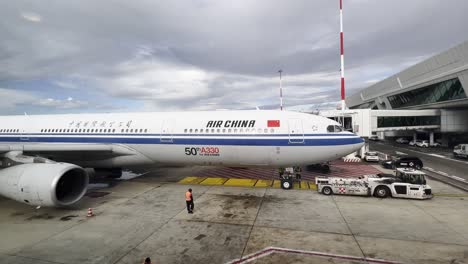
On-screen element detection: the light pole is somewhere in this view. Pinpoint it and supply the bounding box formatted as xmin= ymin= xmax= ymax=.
xmin=278 ymin=70 xmax=283 ymax=111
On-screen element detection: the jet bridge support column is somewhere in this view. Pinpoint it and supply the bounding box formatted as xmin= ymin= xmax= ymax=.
xmin=413 ymin=132 xmax=418 ymax=141
xmin=429 ymin=131 xmax=434 ymax=145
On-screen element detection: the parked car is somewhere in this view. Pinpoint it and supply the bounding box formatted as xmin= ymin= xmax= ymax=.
xmin=369 ymin=135 xmax=379 ymax=141
xmin=416 ymin=140 xmax=429 ymax=148
xmin=409 ymin=140 xmax=418 ymax=146
xmin=430 ymin=142 xmax=441 ymax=147
xmin=364 ymin=152 xmax=380 ymax=162
xmin=454 ymin=144 xmax=468 ymax=159
xmin=395 ymin=137 xmax=409 ymax=144
xmin=381 ymin=156 xmax=423 ymax=170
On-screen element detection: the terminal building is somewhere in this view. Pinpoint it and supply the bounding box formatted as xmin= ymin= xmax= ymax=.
xmin=327 ymin=40 xmax=468 ymax=147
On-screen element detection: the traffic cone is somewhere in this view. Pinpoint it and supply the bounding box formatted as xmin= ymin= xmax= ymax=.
xmin=87 ymin=208 xmax=94 ymax=217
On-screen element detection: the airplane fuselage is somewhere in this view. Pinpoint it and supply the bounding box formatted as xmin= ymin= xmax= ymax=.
xmin=0 ymin=110 xmax=364 ymax=168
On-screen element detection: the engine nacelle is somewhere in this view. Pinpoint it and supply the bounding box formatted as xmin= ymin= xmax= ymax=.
xmin=0 ymin=163 xmax=88 ymax=207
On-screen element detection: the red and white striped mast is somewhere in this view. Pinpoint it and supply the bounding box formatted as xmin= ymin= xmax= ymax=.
xmin=339 ymin=0 xmax=346 ymax=121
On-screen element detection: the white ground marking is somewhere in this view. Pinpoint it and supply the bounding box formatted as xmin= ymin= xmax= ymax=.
xmin=450 ymin=176 xmax=467 ymax=182
xmin=227 ymin=246 xmax=402 ymax=264
xmin=436 ymin=171 xmax=449 ymax=176
xmin=429 ymin=153 xmax=446 ymax=158
xmin=395 ymin=151 xmax=407 ymax=156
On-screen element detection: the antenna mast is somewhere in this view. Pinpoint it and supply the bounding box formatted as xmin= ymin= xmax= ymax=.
xmin=339 ymin=0 xmax=346 ymax=125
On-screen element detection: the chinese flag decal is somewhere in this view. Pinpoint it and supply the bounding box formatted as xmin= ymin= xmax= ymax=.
xmin=267 ymin=120 xmax=280 ymax=127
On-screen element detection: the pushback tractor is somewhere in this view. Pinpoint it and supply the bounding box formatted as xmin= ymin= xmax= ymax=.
xmin=316 ymin=168 xmax=432 ymax=199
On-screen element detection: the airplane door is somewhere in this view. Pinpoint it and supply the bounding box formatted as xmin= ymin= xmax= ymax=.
xmin=288 ymin=119 xmax=304 ymax=144
xmin=160 ymin=119 xmax=175 ymax=143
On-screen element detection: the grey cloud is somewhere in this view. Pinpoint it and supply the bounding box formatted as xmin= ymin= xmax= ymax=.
xmin=0 ymin=0 xmax=467 ymax=114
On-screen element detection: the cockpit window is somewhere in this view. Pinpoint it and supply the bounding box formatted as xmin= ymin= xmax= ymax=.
xmin=327 ymin=125 xmax=344 ymax=133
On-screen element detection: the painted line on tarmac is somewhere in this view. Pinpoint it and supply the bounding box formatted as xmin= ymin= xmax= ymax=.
xmin=424 ymin=167 xmax=468 ymax=184
xmin=377 ymin=141 xmax=468 ymax=165
xmin=429 ymin=153 xmax=446 ymax=158
xmin=395 ymin=151 xmax=407 ymax=156
xmin=227 ymin=246 xmax=402 ymax=264
xmin=436 ymin=171 xmax=449 ymax=176
xmin=450 ymin=175 xmax=466 ymax=182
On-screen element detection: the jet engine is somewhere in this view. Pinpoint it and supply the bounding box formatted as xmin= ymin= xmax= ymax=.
xmin=0 ymin=163 xmax=88 ymax=207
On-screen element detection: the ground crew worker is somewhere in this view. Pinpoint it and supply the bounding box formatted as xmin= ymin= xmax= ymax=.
xmin=278 ymin=167 xmax=285 ymax=179
xmin=185 ymin=188 xmax=194 ymax=214
xmin=294 ymin=166 xmax=302 ymax=181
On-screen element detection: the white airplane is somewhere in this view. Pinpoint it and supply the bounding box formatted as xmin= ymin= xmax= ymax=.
xmin=0 ymin=110 xmax=363 ymax=207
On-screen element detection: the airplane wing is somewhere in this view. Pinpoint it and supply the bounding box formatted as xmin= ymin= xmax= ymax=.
xmin=0 ymin=143 xmax=137 ymax=161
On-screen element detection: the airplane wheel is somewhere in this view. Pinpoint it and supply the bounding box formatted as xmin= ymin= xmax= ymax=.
xmin=322 ymin=186 xmax=333 ymax=195
xmin=374 ymin=186 xmax=389 ymax=198
xmin=281 ymin=179 xmax=292 ymax=190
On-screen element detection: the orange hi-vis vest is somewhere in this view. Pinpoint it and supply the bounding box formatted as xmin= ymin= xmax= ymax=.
xmin=185 ymin=191 xmax=192 ymax=201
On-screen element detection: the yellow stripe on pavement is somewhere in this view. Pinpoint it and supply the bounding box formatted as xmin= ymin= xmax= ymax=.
xmin=300 ymin=181 xmax=310 ymax=189
xmin=178 ymin=176 xmax=206 ymax=185
xmin=255 ymin=180 xmax=273 ymax=188
xmin=224 ymin=178 xmax=258 ymax=187
xmin=309 ymin=182 xmax=317 ymax=191
xmin=199 ymin=177 xmax=228 ymax=186
xmin=272 ymin=180 xmax=281 ymax=188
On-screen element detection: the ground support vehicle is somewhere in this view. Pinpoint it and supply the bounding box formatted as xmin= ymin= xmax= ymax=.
xmin=364 ymin=152 xmax=379 ymax=162
xmin=416 ymin=140 xmax=429 ymax=148
xmin=380 ymin=156 xmax=423 ymax=170
xmin=454 ymin=144 xmax=468 ymax=159
xmin=396 ymin=138 xmax=409 ymax=144
xmin=316 ymin=168 xmax=432 ymax=199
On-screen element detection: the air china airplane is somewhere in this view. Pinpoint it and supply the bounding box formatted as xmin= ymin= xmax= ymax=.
xmin=0 ymin=110 xmax=363 ymax=207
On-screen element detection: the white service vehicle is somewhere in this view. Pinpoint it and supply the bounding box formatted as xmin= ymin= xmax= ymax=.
xmin=416 ymin=140 xmax=429 ymax=148
xmin=316 ymin=168 xmax=432 ymax=199
xmin=454 ymin=144 xmax=468 ymax=159
xmin=364 ymin=151 xmax=379 ymax=162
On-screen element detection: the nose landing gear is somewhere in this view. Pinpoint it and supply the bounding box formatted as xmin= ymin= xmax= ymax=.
xmin=278 ymin=167 xmax=301 ymax=190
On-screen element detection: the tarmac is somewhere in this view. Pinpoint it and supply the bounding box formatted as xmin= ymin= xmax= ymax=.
xmin=0 ymin=165 xmax=468 ymax=264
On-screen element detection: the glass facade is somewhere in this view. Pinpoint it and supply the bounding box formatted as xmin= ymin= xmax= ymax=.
xmin=387 ymin=78 xmax=466 ymax=108
xmin=377 ymin=116 xmax=440 ymax=128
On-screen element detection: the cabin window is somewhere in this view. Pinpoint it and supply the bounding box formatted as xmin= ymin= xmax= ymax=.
xmin=200 ymin=129 xmax=204 ymax=133
xmin=113 ymin=129 xmax=116 ymax=133
xmin=270 ymin=128 xmax=274 ymax=133
xmin=222 ymin=129 xmax=226 ymax=133
xmin=228 ymin=129 xmax=231 ymax=133
xmin=195 ymin=129 xmax=198 ymax=133
xmin=327 ymin=125 xmax=344 ymax=132
xmin=189 ymin=129 xmax=193 ymax=133
xmin=264 ymin=128 xmax=268 ymax=133
xmin=258 ymin=128 xmax=262 ymax=133
xmin=234 ymin=129 xmax=238 ymax=133
xmin=144 ymin=129 xmax=148 ymax=133
xmin=184 ymin=129 xmax=187 ymax=133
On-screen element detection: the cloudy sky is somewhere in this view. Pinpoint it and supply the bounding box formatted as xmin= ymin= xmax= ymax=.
xmin=1 ymin=0 xmax=467 ymax=115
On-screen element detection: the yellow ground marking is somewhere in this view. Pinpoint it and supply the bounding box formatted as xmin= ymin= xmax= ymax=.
xmin=300 ymin=181 xmax=310 ymax=189
xmin=178 ymin=177 xmax=206 ymax=185
xmin=309 ymin=182 xmax=318 ymax=191
xmin=255 ymin=180 xmax=273 ymax=188
xmin=224 ymin=178 xmax=258 ymax=187
xmin=434 ymin=193 xmax=468 ymax=198
xmin=272 ymin=180 xmax=281 ymax=188
xmin=293 ymin=182 xmax=301 ymax=189
xmin=199 ymin=177 xmax=228 ymax=185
